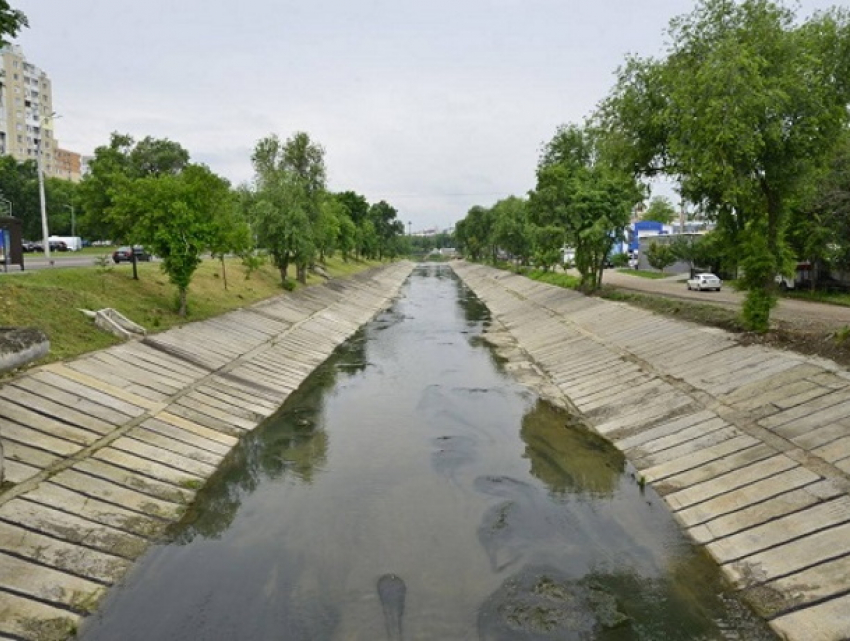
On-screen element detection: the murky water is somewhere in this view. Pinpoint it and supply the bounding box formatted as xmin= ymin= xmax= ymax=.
xmin=80 ymin=265 xmax=775 ymax=641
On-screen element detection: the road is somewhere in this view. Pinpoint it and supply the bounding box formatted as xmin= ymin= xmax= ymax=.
xmin=600 ymin=268 xmax=850 ymax=333
xmin=3 ymin=252 xmax=142 ymax=273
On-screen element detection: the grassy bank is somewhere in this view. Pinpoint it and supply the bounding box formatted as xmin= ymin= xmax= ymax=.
xmin=0 ymin=255 xmax=383 ymax=363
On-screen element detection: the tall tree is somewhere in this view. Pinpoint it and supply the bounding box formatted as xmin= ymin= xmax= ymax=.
xmin=110 ymin=164 xmax=230 ymax=316
xmin=77 ymin=133 xmax=190 ymax=242
xmin=250 ymin=133 xmax=328 ymax=285
xmin=529 ymin=124 xmax=642 ymax=291
xmin=602 ymin=0 xmax=850 ymax=330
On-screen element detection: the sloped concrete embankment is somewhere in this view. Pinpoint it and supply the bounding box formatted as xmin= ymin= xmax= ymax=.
xmin=453 ymin=261 xmax=850 ymax=641
xmin=0 ymin=261 xmax=414 ymax=640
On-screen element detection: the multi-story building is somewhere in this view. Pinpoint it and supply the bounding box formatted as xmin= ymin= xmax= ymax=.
xmin=0 ymin=44 xmax=58 ymax=176
xmin=54 ymin=147 xmax=81 ymax=182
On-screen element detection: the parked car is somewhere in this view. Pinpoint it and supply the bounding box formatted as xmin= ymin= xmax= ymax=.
xmin=112 ymin=245 xmax=151 ymax=263
xmin=687 ymin=273 xmax=722 ymax=291
xmin=49 ymin=240 xmax=68 ymax=252
xmin=21 ymin=240 xmax=37 ymax=252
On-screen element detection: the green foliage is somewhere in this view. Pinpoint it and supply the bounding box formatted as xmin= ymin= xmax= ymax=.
xmin=110 ymin=164 xmax=230 ymax=316
xmin=642 ymin=196 xmax=676 ymax=224
xmin=645 ymin=241 xmax=676 ymax=273
xmin=492 ymin=196 xmax=531 ymax=265
xmin=610 ymin=252 xmax=629 ymax=268
xmin=529 ymin=124 xmax=642 ymax=291
xmin=77 ymin=133 xmax=190 ymax=242
xmin=739 ymin=223 xmax=778 ymax=332
xmin=602 ymin=0 xmax=850 ymax=328
xmin=0 ymin=3 xmax=28 ymax=47
xmin=530 ymin=224 xmax=564 ymax=272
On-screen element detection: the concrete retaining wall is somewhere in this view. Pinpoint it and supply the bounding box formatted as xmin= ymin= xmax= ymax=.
xmin=0 ymin=261 xmax=414 ymax=639
xmin=453 ymin=261 xmax=850 ymax=641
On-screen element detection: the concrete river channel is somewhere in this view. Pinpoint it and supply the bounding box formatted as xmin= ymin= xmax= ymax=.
xmin=79 ymin=265 xmax=774 ymax=640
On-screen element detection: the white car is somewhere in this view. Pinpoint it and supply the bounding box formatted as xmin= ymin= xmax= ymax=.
xmin=687 ymin=273 xmax=722 ymax=291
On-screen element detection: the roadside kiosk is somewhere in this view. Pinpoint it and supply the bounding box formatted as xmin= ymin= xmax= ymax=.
xmin=0 ymin=216 xmax=24 ymax=271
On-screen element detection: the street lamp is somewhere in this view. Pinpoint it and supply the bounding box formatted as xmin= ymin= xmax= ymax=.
xmin=36 ymin=111 xmax=58 ymax=265
xmin=64 ymin=203 xmax=75 ymax=238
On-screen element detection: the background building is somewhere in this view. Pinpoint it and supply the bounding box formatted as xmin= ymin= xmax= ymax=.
xmin=54 ymin=147 xmax=81 ymax=182
xmin=0 ymin=44 xmax=59 ymax=176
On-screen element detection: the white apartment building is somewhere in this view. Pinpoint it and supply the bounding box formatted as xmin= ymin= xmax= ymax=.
xmin=0 ymin=45 xmax=58 ymax=176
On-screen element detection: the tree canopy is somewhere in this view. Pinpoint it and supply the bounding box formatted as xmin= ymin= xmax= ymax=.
xmin=602 ymin=0 xmax=850 ymax=329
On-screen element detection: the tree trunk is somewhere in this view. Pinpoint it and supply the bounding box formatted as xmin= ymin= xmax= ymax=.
xmin=178 ymin=287 xmax=187 ymax=317
xmin=220 ymin=256 xmax=228 ymax=291
xmin=296 ymin=262 xmax=307 ymax=284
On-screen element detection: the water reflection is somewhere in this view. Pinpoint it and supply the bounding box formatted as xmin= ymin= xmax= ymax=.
xmin=172 ymin=329 xmax=369 ymax=544
xmin=520 ymin=400 xmax=624 ymax=497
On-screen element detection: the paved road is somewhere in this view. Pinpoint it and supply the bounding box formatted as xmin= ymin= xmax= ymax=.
xmin=3 ymin=253 xmax=146 ymax=273
xmin=601 ymin=269 xmax=850 ymax=332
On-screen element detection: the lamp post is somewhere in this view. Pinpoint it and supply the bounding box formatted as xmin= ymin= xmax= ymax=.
xmin=37 ymin=111 xmax=58 ymax=265
xmin=64 ymin=203 xmax=75 ymax=238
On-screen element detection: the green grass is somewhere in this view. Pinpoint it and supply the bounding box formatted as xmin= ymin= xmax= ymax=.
xmin=616 ymin=268 xmax=677 ymax=280
xmin=785 ymin=289 xmax=850 ymax=307
xmin=526 ymin=269 xmax=582 ymax=289
xmin=0 ymin=254 xmax=384 ymax=365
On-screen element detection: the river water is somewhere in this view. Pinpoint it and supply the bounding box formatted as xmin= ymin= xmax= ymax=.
xmin=80 ymin=264 xmax=775 ymax=641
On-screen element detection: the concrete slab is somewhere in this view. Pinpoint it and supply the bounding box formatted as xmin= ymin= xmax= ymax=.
xmin=724 ymin=521 xmax=850 ymax=588
xmin=675 ymin=467 xmax=823 ymax=528
xmin=23 ymin=483 xmax=166 ymax=538
xmin=0 ymin=590 xmax=79 ymax=639
xmin=40 ymin=363 xmax=162 ymax=412
xmin=0 ymin=498 xmax=148 ymax=559
xmin=706 ymin=496 xmax=850 ymax=565
xmin=8 ymin=377 xmax=135 ymax=425
xmin=148 ymin=413 xmax=239 ymax=449
xmin=49 ymin=468 xmax=185 ymax=520
xmin=770 ymin=593 xmax=850 ymax=641
xmin=654 ymin=443 xmax=777 ymax=495
xmin=72 ymin=459 xmax=193 ymax=505
xmin=0 ymin=386 xmax=116 ymax=436
xmin=92 ymin=447 xmax=204 ymax=489
xmin=665 ymin=455 xmax=799 ymax=511
xmin=0 ymin=520 xmax=129 ymax=585
xmin=125 ymin=427 xmax=225 ymax=468
xmin=688 ymin=480 xmax=844 ymax=544
xmin=106 ymin=436 xmax=216 ymax=480
xmin=29 ymin=370 xmax=148 ymax=417
xmin=641 ymin=434 xmax=762 ymax=483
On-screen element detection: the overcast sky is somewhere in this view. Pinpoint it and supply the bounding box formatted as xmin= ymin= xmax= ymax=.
xmin=12 ymin=0 xmax=841 ymax=232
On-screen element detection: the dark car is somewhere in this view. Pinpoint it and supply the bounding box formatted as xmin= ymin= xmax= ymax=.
xmin=21 ymin=240 xmax=37 ymax=252
xmin=112 ymin=245 xmax=151 ymax=263
xmin=49 ymin=240 xmax=68 ymax=252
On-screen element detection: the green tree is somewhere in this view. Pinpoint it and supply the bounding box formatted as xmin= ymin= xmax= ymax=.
xmin=642 ymin=196 xmax=676 ymax=224
xmin=368 ymin=200 xmax=404 ymax=259
xmin=77 ymin=133 xmax=190 ymax=243
xmin=603 ymin=0 xmax=850 ymax=330
xmin=529 ymin=124 xmax=642 ymax=291
xmin=111 ymin=164 xmax=230 ymax=316
xmin=492 ymin=196 xmax=532 ymax=265
xmin=646 ymin=241 xmax=676 ymax=273
xmin=208 ymin=195 xmax=253 ymax=290
xmin=250 ymin=132 xmax=327 ymax=284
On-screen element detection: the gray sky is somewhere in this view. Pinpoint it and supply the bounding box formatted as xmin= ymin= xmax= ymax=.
xmin=12 ymin=0 xmax=841 ymax=232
